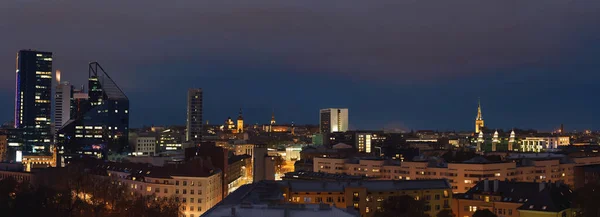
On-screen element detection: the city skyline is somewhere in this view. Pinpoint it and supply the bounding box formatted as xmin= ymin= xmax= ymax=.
xmin=2 ymin=0 xmax=600 ymax=131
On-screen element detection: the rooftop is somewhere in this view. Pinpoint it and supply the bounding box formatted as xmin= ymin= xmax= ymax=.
xmin=280 ymin=179 xmax=451 ymax=192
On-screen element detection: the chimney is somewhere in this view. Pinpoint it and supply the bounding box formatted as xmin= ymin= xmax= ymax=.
xmin=484 ymin=179 xmax=490 ymax=192
xmin=493 ymin=179 xmax=499 ymax=192
xmin=539 ymin=181 xmax=546 ymax=192
xmin=231 ymin=207 xmax=236 ymax=217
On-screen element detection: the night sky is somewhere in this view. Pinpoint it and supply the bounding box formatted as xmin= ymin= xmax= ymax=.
xmin=1 ymin=0 xmax=600 ymax=131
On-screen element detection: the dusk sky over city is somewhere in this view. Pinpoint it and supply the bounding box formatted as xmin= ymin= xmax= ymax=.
xmin=2 ymin=0 xmax=600 ymax=131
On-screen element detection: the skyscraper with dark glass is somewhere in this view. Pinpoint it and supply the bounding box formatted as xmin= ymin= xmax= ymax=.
xmin=14 ymin=50 xmax=53 ymax=155
xmin=57 ymin=62 xmax=129 ymax=159
xmin=186 ymin=88 xmax=203 ymax=143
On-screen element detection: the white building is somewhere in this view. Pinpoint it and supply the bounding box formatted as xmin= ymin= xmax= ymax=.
xmin=135 ymin=135 xmax=157 ymax=156
xmin=521 ymin=136 xmax=570 ymax=150
xmin=319 ymin=108 xmax=349 ymax=133
xmin=102 ymin=159 xmax=222 ymax=217
xmin=54 ymin=71 xmax=71 ymax=129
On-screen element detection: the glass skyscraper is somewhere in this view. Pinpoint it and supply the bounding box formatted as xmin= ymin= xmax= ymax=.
xmin=57 ymin=62 xmax=129 ymax=159
xmin=14 ymin=50 xmax=53 ymax=155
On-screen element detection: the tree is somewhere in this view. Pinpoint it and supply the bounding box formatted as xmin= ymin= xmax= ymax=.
xmin=437 ymin=209 xmax=455 ymax=217
xmin=375 ymin=195 xmax=429 ymax=217
xmin=473 ymin=209 xmax=497 ymax=217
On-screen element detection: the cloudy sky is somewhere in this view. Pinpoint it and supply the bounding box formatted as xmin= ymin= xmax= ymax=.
xmin=1 ymin=0 xmax=600 ymax=131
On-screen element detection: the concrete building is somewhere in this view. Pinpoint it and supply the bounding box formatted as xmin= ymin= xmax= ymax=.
xmin=135 ymin=134 xmax=157 ymax=156
xmin=320 ymin=108 xmax=349 ymax=133
xmin=96 ymin=158 xmax=223 ymax=217
xmin=54 ymin=72 xmax=72 ymax=130
xmin=202 ymin=181 xmax=359 ymax=217
xmin=453 ymin=180 xmax=574 ymax=217
xmin=312 ymin=154 xmax=600 ymax=193
xmin=281 ymin=179 xmax=451 ymax=217
xmin=253 ymin=144 xmax=275 ymax=182
xmin=187 ymin=88 xmax=203 ymax=143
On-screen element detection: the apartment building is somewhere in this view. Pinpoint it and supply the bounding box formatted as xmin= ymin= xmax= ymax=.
xmin=313 ymin=154 xmax=600 ymax=193
xmin=280 ymin=179 xmax=452 ymax=217
xmin=453 ymin=180 xmax=574 ymax=217
xmin=98 ymin=159 xmax=223 ymax=217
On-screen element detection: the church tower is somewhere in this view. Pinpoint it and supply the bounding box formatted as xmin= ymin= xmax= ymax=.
xmin=475 ymin=99 xmax=485 ymax=133
xmin=270 ymin=109 xmax=276 ymax=125
xmin=237 ymin=108 xmax=244 ymax=133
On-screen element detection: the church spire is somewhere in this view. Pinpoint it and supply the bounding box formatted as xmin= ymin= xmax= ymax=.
xmin=476 ymin=98 xmax=483 ymax=120
xmin=270 ymin=109 xmax=276 ymax=125
xmin=475 ymin=98 xmax=485 ymax=133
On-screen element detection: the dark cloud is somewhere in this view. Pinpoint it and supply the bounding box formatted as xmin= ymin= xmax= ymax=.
xmin=1 ymin=0 xmax=600 ymax=129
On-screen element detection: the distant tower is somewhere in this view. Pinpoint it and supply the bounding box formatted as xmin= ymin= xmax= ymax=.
xmin=237 ymin=108 xmax=244 ymax=133
xmin=475 ymin=99 xmax=485 ymax=133
xmin=186 ymin=88 xmax=203 ymax=142
xmin=270 ymin=109 xmax=276 ymax=125
xmin=476 ymin=131 xmax=484 ymax=152
xmin=492 ymin=130 xmax=499 ymax=151
xmin=508 ymin=130 xmax=516 ymax=151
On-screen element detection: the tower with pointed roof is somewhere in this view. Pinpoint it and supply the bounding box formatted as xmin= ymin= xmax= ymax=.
xmin=508 ymin=129 xmax=516 ymax=151
xmin=475 ymin=99 xmax=485 ymax=133
xmin=270 ymin=109 xmax=276 ymax=125
xmin=237 ymin=108 xmax=244 ymax=133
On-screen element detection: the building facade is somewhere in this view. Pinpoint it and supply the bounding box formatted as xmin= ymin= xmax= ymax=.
xmin=186 ymin=88 xmax=203 ymax=143
xmin=135 ymin=135 xmax=157 ymax=156
xmin=453 ymin=180 xmax=574 ymax=217
xmin=281 ymin=179 xmax=452 ymax=217
xmin=54 ymin=71 xmax=72 ymax=129
xmin=14 ymin=50 xmax=53 ymax=155
xmin=319 ymin=108 xmax=349 ymax=133
xmin=102 ymin=161 xmax=222 ymax=217
xmin=313 ymin=154 xmax=600 ymax=193
xmin=57 ymin=62 xmax=130 ymax=158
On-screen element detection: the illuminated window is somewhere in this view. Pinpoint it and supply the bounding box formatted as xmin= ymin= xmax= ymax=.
xmin=464 ymin=180 xmax=473 ymax=184
xmin=147 ymin=186 xmax=152 ymax=192
xmin=366 ymin=207 xmax=370 ymax=213
xmin=485 ymin=196 xmax=490 ymax=202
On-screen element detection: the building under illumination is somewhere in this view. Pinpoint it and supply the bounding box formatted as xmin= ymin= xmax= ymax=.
xmin=14 ymin=50 xmax=53 ymax=156
xmin=54 ymin=70 xmax=72 ymax=129
xmin=57 ymin=62 xmax=129 ymax=158
xmin=319 ymin=108 xmax=349 ymax=133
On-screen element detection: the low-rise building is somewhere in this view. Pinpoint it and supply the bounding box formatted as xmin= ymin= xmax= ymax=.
xmin=453 ymin=180 xmax=574 ymax=217
xmin=202 ymin=181 xmax=359 ymax=217
xmin=281 ymin=179 xmax=452 ymax=217
xmin=95 ymin=158 xmax=223 ymax=217
xmin=135 ymin=134 xmax=157 ymax=156
xmin=313 ymin=154 xmax=600 ymax=193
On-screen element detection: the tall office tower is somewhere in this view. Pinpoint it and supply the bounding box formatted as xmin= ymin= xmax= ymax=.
xmin=57 ymin=62 xmax=129 ymax=158
xmin=319 ymin=108 xmax=349 ymax=133
xmin=54 ymin=70 xmax=72 ymax=129
xmin=186 ymin=88 xmax=203 ymax=142
xmin=15 ymin=50 xmax=53 ymax=154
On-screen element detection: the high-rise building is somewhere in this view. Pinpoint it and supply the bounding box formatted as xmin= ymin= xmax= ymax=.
xmin=475 ymin=99 xmax=484 ymax=133
xmin=54 ymin=70 xmax=72 ymax=129
xmin=14 ymin=50 xmax=53 ymax=155
xmin=186 ymin=88 xmax=202 ymax=142
xmin=57 ymin=62 xmax=129 ymax=158
xmin=319 ymin=108 xmax=348 ymax=133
